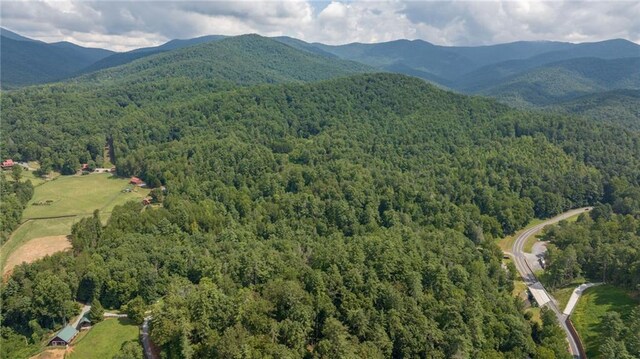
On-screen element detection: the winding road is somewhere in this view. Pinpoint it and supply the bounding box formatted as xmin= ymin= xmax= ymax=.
xmin=509 ymin=207 xmax=591 ymax=359
xmin=142 ymin=316 xmax=158 ymax=359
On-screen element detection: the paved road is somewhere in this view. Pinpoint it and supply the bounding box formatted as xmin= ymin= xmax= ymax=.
xmin=510 ymin=207 xmax=591 ymax=359
xmin=142 ymin=316 xmax=158 ymax=359
xmin=71 ymin=304 xmax=91 ymax=328
xmin=563 ymin=282 xmax=601 ymax=315
xmin=104 ymin=312 xmax=128 ymax=318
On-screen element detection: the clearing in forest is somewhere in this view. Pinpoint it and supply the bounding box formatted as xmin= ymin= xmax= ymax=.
xmin=3 ymin=235 xmax=72 ymax=276
xmin=23 ymin=173 xmax=148 ymax=219
xmin=572 ymin=285 xmax=639 ymax=358
xmin=1 ymin=174 xmax=149 ymax=273
xmin=66 ymin=318 xmax=140 ymax=359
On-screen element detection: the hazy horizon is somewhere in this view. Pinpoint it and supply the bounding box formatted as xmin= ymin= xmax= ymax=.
xmin=2 ymin=0 xmax=638 ymax=52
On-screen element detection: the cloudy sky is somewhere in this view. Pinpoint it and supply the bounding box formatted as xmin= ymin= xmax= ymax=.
xmin=2 ymin=0 xmax=639 ymax=52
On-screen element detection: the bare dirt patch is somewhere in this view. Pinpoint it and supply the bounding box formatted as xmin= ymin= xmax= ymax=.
xmin=29 ymin=348 xmax=66 ymax=359
xmin=3 ymin=235 xmax=71 ymax=275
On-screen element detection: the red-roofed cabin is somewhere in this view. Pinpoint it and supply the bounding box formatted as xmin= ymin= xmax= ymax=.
xmin=130 ymin=177 xmax=143 ymax=185
xmin=1 ymin=159 xmax=14 ymax=169
xmin=81 ymin=163 xmax=89 ymax=171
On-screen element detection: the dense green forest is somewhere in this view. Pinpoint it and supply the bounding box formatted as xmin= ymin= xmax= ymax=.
xmin=480 ymin=57 xmax=640 ymax=107
xmin=2 ymin=70 xmax=640 ymax=358
xmin=0 ymin=167 xmax=34 ymax=244
xmin=75 ymin=35 xmax=372 ymax=87
xmin=4 ymin=30 xmax=638 ymax=131
xmin=549 ymin=89 xmax=640 ymax=130
xmin=541 ymin=203 xmax=640 ymax=358
xmin=543 ymin=200 xmax=640 ymax=290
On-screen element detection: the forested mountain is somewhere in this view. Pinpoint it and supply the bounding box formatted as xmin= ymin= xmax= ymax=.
xmin=74 ymin=34 xmax=373 ymax=87
xmin=0 ymin=28 xmax=113 ymax=88
xmin=478 ymin=57 xmax=640 ymax=107
xmin=3 ymin=71 xmax=640 ymax=357
xmin=309 ymin=38 xmax=639 ymax=86
xmin=2 ymin=28 xmax=638 ymax=129
xmin=549 ymin=90 xmax=640 ymax=130
xmin=79 ymin=35 xmax=227 ymax=74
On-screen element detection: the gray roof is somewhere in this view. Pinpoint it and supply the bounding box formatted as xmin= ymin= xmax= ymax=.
xmin=79 ymin=316 xmax=91 ymax=324
xmin=55 ymin=325 xmax=78 ymax=343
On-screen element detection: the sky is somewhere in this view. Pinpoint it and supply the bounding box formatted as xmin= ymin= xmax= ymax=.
xmin=1 ymin=0 xmax=639 ymax=52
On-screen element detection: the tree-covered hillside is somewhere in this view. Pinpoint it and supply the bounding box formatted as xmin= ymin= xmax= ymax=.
xmin=0 ymin=30 xmax=113 ymax=89
xmin=2 ymin=73 xmax=640 ymax=358
xmin=75 ymin=34 xmax=373 ymax=87
xmin=480 ymin=57 xmax=640 ymax=107
xmin=549 ymin=90 xmax=640 ymax=130
xmin=78 ymin=35 xmax=227 ymax=75
xmin=2 ymin=27 xmax=637 ymax=130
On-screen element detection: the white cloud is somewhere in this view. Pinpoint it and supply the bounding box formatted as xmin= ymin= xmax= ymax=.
xmin=1 ymin=0 xmax=638 ymax=52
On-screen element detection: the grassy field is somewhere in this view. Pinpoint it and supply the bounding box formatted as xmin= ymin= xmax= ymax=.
xmin=1 ymin=174 xmax=149 ymax=272
xmin=67 ymin=318 xmax=141 ymax=359
xmin=0 ymin=217 xmax=79 ymax=270
xmin=23 ymin=174 xmax=148 ymax=219
xmin=572 ymin=285 xmax=639 ymax=358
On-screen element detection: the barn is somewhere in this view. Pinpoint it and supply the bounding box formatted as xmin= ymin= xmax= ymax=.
xmin=48 ymin=325 xmax=78 ymax=346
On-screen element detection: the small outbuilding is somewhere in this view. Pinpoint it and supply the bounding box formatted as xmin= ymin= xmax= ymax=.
xmin=130 ymin=177 xmax=143 ymax=185
xmin=77 ymin=316 xmax=92 ymax=330
xmin=1 ymin=159 xmax=14 ymax=169
xmin=48 ymin=325 xmax=78 ymax=346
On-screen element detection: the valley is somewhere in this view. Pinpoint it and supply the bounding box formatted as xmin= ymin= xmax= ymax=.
xmin=1 ymin=14 xmax=639 ymax=359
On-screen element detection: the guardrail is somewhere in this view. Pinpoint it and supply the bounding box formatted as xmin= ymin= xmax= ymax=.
xmin=565 ymin=316 xmax=588 ymax=359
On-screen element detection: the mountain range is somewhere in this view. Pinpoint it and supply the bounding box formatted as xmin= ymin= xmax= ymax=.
xmin=0 ymin=28 xmax=113 ymax=87
xmin=1 ymin=27 xmax=638 ymax=127
xmin=2 ymin=24 xmax=640 ymax=359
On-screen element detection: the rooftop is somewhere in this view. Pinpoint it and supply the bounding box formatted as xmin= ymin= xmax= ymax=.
xmin=55 ymin=325 xmax=78 ymax=342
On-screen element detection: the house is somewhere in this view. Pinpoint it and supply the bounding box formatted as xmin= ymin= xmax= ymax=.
xmin=77 ymin=316 xmax=92 ymax=330
xmin=48 ymin=325 xmax=78 ymax=346
xmin=1 ymin=159 xmax=14 ymax=169
xmin=130 ymin=176 xmax=143 ymax=185
xmin=81 ymin=163 xmax=90 ymax=171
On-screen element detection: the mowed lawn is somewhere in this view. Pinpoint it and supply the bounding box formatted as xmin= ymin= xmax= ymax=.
xmin=572 ymin=285 xmax=639 ymax=358
xmin=23 ymin=173 xmax=149 ymax=219
xmin=68 ymin=318 xmax=141 ymax=359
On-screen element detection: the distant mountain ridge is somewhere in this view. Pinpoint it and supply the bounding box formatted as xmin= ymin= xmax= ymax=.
xmin=2 ymin=28 xmax=638 ymax=129
xmin=80 ymin=35 xmax=228 ymax=74
xmin=0 ymin=28 xmax=114 ymax=88
xmin=478 ymin=57 xmax=640 ymax=106
xmin=75 ymin=34 xmax=374 ymax=87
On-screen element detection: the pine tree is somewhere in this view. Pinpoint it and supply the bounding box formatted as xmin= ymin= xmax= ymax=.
xmin=89 ymin=298 xmax=105 ymax=323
